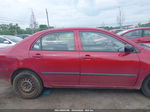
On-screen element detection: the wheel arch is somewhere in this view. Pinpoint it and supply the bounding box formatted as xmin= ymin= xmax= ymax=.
xmin=10 ymin=68 xmax=43 ymax=86
xmin=140 ymin=73 xmax=150 ymax=88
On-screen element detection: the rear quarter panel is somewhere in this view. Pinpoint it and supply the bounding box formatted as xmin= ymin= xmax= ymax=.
xmin=135 ymin=49 xmax=150 ymax=89
xmin=0 ymin=48 xmax=18 ymax=81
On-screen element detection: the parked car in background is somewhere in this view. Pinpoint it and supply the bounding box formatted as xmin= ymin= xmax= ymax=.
xmin=0 ymin=35 xmax=23 ymax=48
xmin=110 ymin=29 xmax=124 ymax=34
xmin=17 ymin=34 xmax=31 ymax=39
xmin=1 ymin=28 xmax=150 ymax=99
xmin=117 ymin=27 xmax=150 ymax=43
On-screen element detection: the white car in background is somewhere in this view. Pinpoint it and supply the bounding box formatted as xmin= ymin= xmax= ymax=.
xmin=0 ymin=35 xmax=23 ymax=48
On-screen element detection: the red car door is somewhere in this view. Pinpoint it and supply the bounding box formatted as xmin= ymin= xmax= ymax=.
xmin=78 ymin=31 xmax=140 ymax=87
xmin=29 ymin=31 xmax=80 ymax=86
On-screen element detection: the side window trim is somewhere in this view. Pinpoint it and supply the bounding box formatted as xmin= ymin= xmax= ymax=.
xmin=142 ymin=29 xmax=144 ymax=37
xmin=39 ymin=38 xmax=42 ymax=50
xmin=140 ymin=30 xmax=143 ymax=37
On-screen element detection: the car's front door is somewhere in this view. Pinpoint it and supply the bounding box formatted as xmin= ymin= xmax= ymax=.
xmin=79 ymin=31 xmax=140 ymax=87
xmin=30 ymin=31 xmax=80 ymax=86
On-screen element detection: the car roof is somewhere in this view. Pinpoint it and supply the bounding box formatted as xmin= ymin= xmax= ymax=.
xmin=118 ymin=27 xmax=150 ymax=35
xmin=127 ymin=27 xmax=150 ymax=31
xmin=55 ymin=27 xmax=100 ymax=30
xmin=41 ymin=27 xmax=105 ymax=31
xmin=35 ymin=27 xmax=110 ymax=35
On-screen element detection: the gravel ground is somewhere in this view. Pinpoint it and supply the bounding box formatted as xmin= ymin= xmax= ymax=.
xmin=0 ymin=79 xmax=150 ymax=109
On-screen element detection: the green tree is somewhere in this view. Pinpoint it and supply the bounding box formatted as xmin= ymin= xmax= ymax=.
xmin=0 ymin=23 xmax=55 ymax=35
xmin=39 ymin=24 xmax=48 ymax=31
xmin=138 ymin=22 xmax=150 ymax=27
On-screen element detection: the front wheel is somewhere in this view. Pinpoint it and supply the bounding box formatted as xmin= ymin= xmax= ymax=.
xmin=13 ymin=70 xmax=43 ymax=99
xmin=141 ymin=76 xmax=150 ymax=98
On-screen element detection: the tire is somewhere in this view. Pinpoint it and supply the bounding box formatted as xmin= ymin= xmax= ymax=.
xmin=141 ymin=75 xmax=150 ymax=98
xmin=13 ymin=70 xmax=43 ymax=99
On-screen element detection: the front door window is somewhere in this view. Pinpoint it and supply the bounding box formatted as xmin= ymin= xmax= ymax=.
xmin=80 ymin=31 xmax=125 ymax=52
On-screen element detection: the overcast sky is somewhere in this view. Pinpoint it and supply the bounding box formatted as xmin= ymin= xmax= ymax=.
xmin=0 ymin=0 xmax=150 ymax=28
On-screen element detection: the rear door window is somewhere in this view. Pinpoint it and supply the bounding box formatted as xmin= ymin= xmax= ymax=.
xmin=32 ymin=32 xmax=75 ymax=51
xmin=122 ymin=30 xmax=142 ymax=39
xmin=143 ymin=29 xmax=150 ymax=37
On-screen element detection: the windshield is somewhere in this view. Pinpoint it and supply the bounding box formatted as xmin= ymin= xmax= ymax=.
xmin=4 ymin=36 xmax=23 ymax=43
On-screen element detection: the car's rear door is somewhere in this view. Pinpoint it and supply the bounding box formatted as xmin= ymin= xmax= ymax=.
xmin=29 ymin=31 xmax=80 ymax=86
xmin=78 ymin=30 xmax=140 ymax=87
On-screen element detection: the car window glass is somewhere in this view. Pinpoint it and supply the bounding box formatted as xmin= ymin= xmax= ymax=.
xmin=80 ymin=31 xmax=125 ymax=52
xmin=122 ymin=30 xmax=142 ymax=39
xmin=115 ymin=30 xmax=123 ymax=34
xmin=32 ymin=39 xmax=41 ymax=50
xmin=32 ymin=32 xmax=75 ymax=51
xmin=143 ymin=29 xmax=150 ymax=36
xmin=4 ymin=36 xmax=22 ymax=43
xmin=0 ymin=37 xmax=8 ymax=44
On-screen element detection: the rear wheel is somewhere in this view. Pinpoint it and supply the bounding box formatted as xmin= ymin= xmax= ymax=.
xmin=13 ymin=70 xmax=43 ymax=99
xmin=141 ymin=76 xmax=150 ymax=98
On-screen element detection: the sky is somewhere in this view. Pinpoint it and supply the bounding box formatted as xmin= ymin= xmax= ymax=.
xmin=0 ymin=0 xmax=150 ymax=28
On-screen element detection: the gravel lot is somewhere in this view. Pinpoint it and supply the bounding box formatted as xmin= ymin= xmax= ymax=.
xmin=0 ymin=79 xmax=150 ymax=109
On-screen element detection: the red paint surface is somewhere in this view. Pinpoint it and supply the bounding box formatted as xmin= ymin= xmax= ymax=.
xmin=0 ymin=28 xmax=150 ymax=90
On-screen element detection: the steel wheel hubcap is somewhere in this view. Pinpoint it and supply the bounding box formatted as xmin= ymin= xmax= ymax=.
xmin=20 ymin=78 xmax=34 ymax=93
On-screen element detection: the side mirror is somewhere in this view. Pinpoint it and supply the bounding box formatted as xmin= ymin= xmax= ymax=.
xmin=3 ymin=41 xmax=10 ymax=44
xmin=125 ymin=44 xmax=135 ymax=53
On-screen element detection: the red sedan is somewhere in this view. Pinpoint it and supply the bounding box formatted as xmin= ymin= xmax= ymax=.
xmin=118 ymin=27 xmax=150 ymax=43
xmin=0 ymin=28 xmax=150 ymax=99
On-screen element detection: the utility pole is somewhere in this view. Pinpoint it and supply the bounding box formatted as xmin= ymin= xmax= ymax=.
xmin=117 ymin=7 xmax=125 ymax=29
xmin=45 ymin=8 xmax=50 ymax=28
xmin=30 ymin=9 xmax=38 ymax=33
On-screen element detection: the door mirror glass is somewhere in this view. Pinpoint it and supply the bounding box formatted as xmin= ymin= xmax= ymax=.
xmin=124 ymin=44 xmax=135 ymax=53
